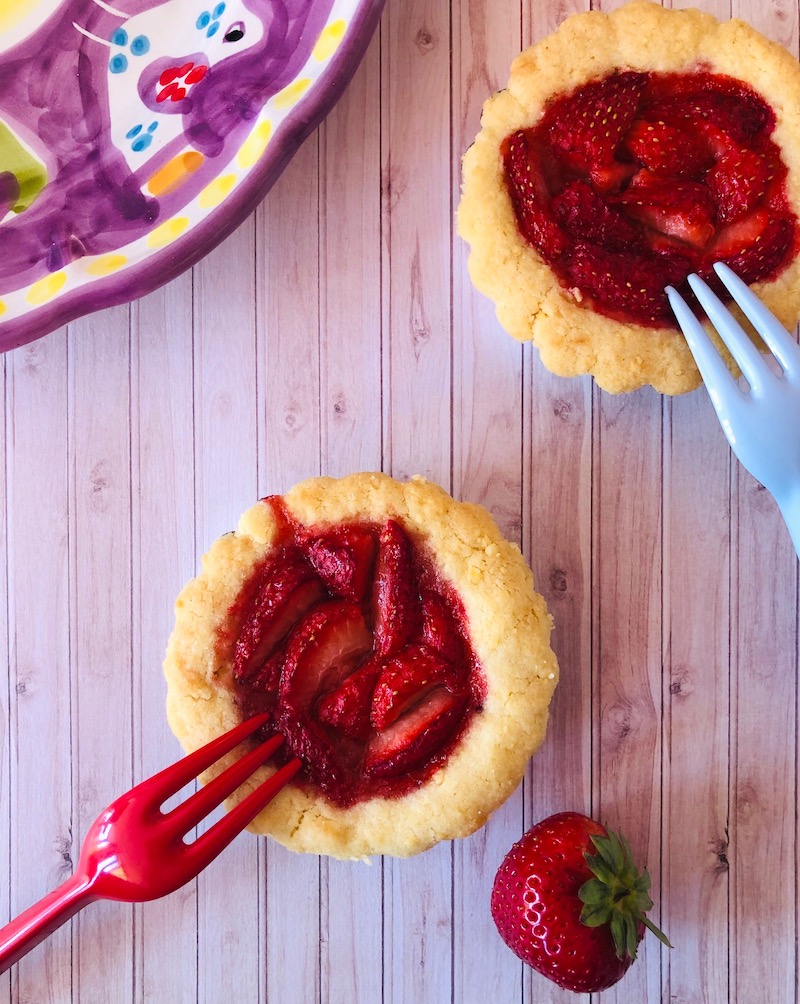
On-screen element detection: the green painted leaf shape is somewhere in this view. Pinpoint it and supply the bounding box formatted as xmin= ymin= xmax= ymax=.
xmin=0 ymin=119 xmax=47 ymax=213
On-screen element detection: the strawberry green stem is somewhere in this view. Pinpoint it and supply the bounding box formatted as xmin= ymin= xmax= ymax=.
xmin=578 ymin=826 xmax=672 ymax=960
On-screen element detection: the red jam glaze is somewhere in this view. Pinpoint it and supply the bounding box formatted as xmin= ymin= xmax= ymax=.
xmin=225 ymin=497 xmax=486 ymax=808
xmin=502 ymin=70 xmax=798 ymax=328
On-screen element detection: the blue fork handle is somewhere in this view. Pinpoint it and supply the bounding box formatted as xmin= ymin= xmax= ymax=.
xmin=776 ymin=490 xmax=800 ymax=560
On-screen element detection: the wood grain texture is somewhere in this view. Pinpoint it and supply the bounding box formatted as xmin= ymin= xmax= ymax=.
xmin=193 ymin=221 xmax=263 ymax=1004
xmin=381 ymin=1 xmax=455 ymax=1001
xmin=318 ymin=38 xmax=385 ymax=1004
xmin=130 ymin=274 xmax=199 ymax=1004
xmin=68 ymin=306 xmax=134 ymax=1004
xmin=0 ymin=350 xmax=8 ymax=1004
xmin=451 ymin=5 xmax=528 ymax=1004
xmin=5 ymin=334 xmax=72 ymax=1004
xmin=520 ymin=9 xmax=595 ymax=1003
xmin=729 ymin=2 xmax=800 ymax=1001
xmin=257 ymin=129 xmax=325 ymax=1004
xmin=662 ymin=392 xmax=732 ymax=1004
xmin=2 ymin=1 xmax=800 ymax=1002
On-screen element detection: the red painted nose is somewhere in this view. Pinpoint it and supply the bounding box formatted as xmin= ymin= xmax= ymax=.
xmin=156 ymin=62 xmax=208 ymax=103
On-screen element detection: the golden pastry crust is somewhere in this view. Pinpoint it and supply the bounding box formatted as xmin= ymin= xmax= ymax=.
xmin=457 ymin=0 xmax=800 ymax=395
xmin=164 ymin=472 xmax=558 ymax=860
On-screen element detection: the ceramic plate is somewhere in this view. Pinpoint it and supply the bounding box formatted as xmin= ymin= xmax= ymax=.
xmin=0 ymin=0 xmax=385 ymax=351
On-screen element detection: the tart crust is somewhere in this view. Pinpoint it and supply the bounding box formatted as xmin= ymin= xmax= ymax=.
xmin=457 ymin=0 xmax=800 ymax=395
xmin=164 ymin=472 xmax=558 ymax=860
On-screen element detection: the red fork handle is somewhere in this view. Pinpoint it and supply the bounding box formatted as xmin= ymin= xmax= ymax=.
xmin=0 ymin=873 xmax=96 ymax=974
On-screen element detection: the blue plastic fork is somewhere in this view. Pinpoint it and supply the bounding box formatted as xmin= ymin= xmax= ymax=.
xmin=666 ymin=262 xmax=800 ymax=559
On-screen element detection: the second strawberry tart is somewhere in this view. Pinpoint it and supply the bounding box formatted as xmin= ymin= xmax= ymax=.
xmin=458 ymin=0 xmax=800 ymax=394
xmin=163 ymin=472 xmax=558 ymax=859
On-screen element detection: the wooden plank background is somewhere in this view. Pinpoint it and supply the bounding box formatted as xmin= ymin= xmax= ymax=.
xmin=1 ymin=0 xmax=799 ymax=1000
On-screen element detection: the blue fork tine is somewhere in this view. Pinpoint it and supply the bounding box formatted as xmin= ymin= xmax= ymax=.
xmin=666 ymin=265 xmax=800 ymax=559
xmin=667 ymin=263 xmax=800 ymax=393
xmin=665 ymin=283 xmax=739 ymax=407
xmin=712 ymin=263 xmax=800 ymax=373
xmin=686 ymin=272 xmax=769 ymax=393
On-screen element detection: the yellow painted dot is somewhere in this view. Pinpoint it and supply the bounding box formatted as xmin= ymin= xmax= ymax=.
xmin=236 ymin=120 xmax=273 ymax=170
xmin=86 ymin=254 xmax=128 ymax=277
xmin=146 ymin=216 xmax=190 ymax=249
xmin=0 ymin=301 xmax=6 ymax=317
xmin=147 ymin=151 xmax=205 ymax=197
xmin=199 ymin=172 xmax=237 ymax=209
xmin=26 ymin=271 xmax=67 ymax=306
xmin=312 ymin=19 xmax=346 ymax=61
xmin=273 ymin=78 xmax=312 ymax=110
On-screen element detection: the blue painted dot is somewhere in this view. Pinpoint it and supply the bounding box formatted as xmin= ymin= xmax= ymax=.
xmin=131 ymin=134 xmax=153 ymax=153
xmin=146 ymin=121 xmax=158 ymax=133
xmin=109 ymin=53 xmax=128 ymax=73
xmin=125 ymin=123 xmax=143 ymax=139
xmin=196 ymin=10 xmax=210 ymax=28
xmin=130 ymin=34 xmax=150 ymax=56
xmin=206 ymin=20 xmax=220 ymax=37
xmin=212 ymin=2 xmax=226 ymax=16
xmin=112 ymin=27 xmax=128 ymax=46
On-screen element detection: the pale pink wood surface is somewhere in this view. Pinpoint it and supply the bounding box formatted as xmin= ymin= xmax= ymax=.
xmin=2 ymin=0 xmax=800 ymax=1001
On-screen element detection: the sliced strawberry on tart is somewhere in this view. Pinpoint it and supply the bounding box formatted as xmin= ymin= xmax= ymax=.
xmin=458 ymin=0 xmax=800 ymax=394
xmin=163 ymin=473 xmax=558 ymax=860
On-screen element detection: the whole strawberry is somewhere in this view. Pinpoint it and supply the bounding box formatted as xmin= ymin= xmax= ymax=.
xmin=491 ymin=811 xmax=670 ymax=993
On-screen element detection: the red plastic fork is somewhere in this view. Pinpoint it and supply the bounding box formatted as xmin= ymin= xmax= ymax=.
xmin=0 ymin=713 xmax=300 ymax=973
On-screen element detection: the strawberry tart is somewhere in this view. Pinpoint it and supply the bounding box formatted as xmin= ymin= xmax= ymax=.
xmin=458 ymin=0 xmax=800 ymax=394
xmin=163 ymin=473 xmax=558 ymax=859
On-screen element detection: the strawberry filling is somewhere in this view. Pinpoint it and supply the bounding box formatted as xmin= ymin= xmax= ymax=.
xmin=226 ymin=498 xmax=485 ymax=806
xmin=502 ymin=70 xmax=797 ymax=327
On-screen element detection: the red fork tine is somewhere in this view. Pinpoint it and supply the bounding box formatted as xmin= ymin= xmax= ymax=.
xmin=162 ymin=731 xmax=287 ymax=838
xmin=0 ymin=715 xmax=301 ymax=974
xmin=137 ymin=712 xmax=273 ymax=806
xmin=181 ymin=756 xmax=303 ymax=873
